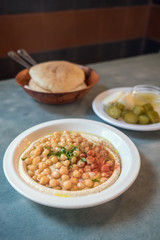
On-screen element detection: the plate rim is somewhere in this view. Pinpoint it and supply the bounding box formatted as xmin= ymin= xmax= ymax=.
xmin=92 ymin=87 xmax=160 ymax=131
xmin=3 ymin=118 xmax=141 ymax=209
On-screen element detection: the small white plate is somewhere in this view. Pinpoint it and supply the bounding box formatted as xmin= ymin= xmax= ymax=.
xmin=3 ymin=119 xmax=140 ymax=209
xmin=92 ymin=87 xmax=160 ymax=131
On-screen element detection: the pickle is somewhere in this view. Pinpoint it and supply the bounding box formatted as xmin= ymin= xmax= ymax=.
xmin=121 ymin=109 xmax=130 ymax=118
xmin=138 ymin=115 xmax=150 ymax=125
xmin=143 ymin=103 xmax=153 ymax=112
xmin=106 ymin=105 xmax=121 ymax=119
xmin=146 ymin=110 xmax=160 ymax=123
xmin=115 ymin=103 xmax=125 ymax=111
xmin=133 ymin=105 xmax=145 ymax=115
xmin=123 ymin=112 xmax=138 ymax=124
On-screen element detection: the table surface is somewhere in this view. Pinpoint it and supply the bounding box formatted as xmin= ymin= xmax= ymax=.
xmin=0 ymin=53 xmax=160 ymax=240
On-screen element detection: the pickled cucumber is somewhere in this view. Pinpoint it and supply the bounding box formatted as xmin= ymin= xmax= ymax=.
xmin=143 ymin=103 xmax=153 ymax=112
xmin=106 ymin=105 xmax=121 ymax=119
xmin=133 ymin=105 xmax=145 ymax=115
xmin=138 ymin=115 xmax=150 ymax=125
xmin=104 ymin=101 xmax=160 ymax=125
xmin=147 ymin=110 xmax=160 ymax=123
xmin=123 ymin=112 xmax=138 ymax=124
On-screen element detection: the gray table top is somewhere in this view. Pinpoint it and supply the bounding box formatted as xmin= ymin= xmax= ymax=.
xmin=0 ymin=53 xmax=160 ymax=240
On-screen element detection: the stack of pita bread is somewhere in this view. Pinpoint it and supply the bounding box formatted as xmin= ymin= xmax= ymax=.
xmin=28 ymin=61 xmax=87 ymax=93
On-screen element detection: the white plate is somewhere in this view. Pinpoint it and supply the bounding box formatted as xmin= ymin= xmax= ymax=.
xmin=3 ymin=118 xmax=140 ymax=209
xmin=92 ymin=87 xmax=160 ymax=131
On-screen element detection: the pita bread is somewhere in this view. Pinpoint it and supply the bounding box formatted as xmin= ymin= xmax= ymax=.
xmin=29 ymin=79 xmax=52 ymax=93
xmin=29 ymin=61 xmax=85 ymax=93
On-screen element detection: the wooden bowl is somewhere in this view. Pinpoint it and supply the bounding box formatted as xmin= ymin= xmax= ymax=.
xmin=15 ymin=65 xmax=99 ymax=104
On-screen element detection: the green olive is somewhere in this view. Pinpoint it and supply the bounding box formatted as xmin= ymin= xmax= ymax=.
xmin=106 ymin=105 xmax=121 ymax=119
xmin=138 ymin=115 xmax=150 ymax=125
xmin=146 ymin=110 xmax=160 ymax=123
xmin=133 ymin=105 xmax=145 ymax=115
xmin=123 ymin=112 xmax=138 ymax=124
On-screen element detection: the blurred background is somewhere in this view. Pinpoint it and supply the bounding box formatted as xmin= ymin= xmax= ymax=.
xmin=0 ymin=0 xmax=160 ymax=80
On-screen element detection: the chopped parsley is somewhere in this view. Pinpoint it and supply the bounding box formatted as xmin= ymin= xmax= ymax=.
xmin=21 ymin=157 xmax=26 ymax=161
xmin=92 ymin=178 xmax=99 ymax=182
xmin=80 ymin=157 xmax=86 ymax=162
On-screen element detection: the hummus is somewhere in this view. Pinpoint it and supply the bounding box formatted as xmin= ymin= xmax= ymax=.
xmin=19 ymin=131 xmax=121 ymax=197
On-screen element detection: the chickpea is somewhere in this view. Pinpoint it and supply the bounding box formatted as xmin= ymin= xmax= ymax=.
xmin=40 ymin=176 xmax=49 ymax=185
xmin=55 ymin=162 xmax=62 ymax=169
xmin=46 ymin=159 xmax=52 ymax=166
xmin=37 ymin=173 xmax=45 ymax=180
xmin=43 ymin=167 xmax=51 ymax=175
xmin=63 ymin=160 xmax=70 ymax=167
xmin=53 ymin=132 xmax=61 ymax=138
xmin=32 ymin=156 xmax=41 ymax=165
xmin=29 ymin=164 xmax=37 ymax=171
xmin=43 ymin=149 xmax=50 ymax=157
xmin=60 ymin=166 xmax=69 ymax=175
xmin=38 ymin=162 xmax=47 ymax=171
xmin=107 ymin=160 xmax=114 ymax=167
xmin=84 ymin=179 xmax=94 ymax=188
xmin=61 ymin=175 xmax=70 ymax=182
xmin=49 ymin=179 xmax=59 ymax=188
xmin=70 ymin=185 xmax=78 ymax=191
xmin=52 ymin=170 xmax=61 ymax=179
xmin=35 ymin=169 xmax=42 ymax=175
xmin=71 ymin=156 xmax=77 ymax=164
xmin=84 ymin=147 xmax=90 ymax=153
xmin=100 ymin=177 xmax=108 ymax=183
xmin=32 ymin=175 xmax=38 ymax=182
xmin=65 ymin=143 xmax=72 ymax=151
xmin=63 ymin=180 xmax=72 ymax=190
xmin=34 ymin=145 xmax=43 ymax=157
xmin=66 ymin=137 xmax=72 ymax=143
xmin=77 ymin=182 xmax=85 ymax=190
xmin=60 ymin=154 xmax=67 ymax=161
xmin=54 ymin=186 xmax=62 ymax=190
xmin=40 ymin=137 xmax=48 ymax=143
xmin=71 ymin=164 xmax=78 ymax=171
xmin=28 ymin=170 xmax=34 ymax=177
xmin=51 ymin=156 xmax=58 ymax=164
xmin=70 ymin=177 xmax=78 ymax=185
xmin=25 ymin=158 xmax=32 ymax=165
xmin=82 ymin=173 xmax=90 ymax=179
xmin=73 ymin=170 xmax=82 ymax=178
xmin=77 ymin=160 xmax=85 ymax=168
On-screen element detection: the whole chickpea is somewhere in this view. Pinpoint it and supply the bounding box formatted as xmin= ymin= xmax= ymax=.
xmin=63 ymin=180 xmax=72 ymax=190
xmin=77 ymin=182 xmax=85 ymax=190
xmin=38 ymin=162 xmax=47 ymax=171
xmin=70 ymin=177 xmax=78 ymax=185
xmin=77 ymin=160 xmax=85 ymax=168
xmin=71 ymin=156 xmax=77 ymax=164
xmin=39 ymin=176 xmax=49 ymax=185
xmin=84 ymin=179 xmax=94 ymax=188
xmin=73 ymin=170 xmax=82 ymax=178
xmin=52 ymin=170 xmax=61 ymax=179
xmin=43 ymin=167 xmax=51 ymax=175
xmin=49 ymin=178 xmax=59 ymax=188
xmin=55 ymin=162 xmax=62 ymax=169
xmin=46 ymin=159 xmax=52 ymax=166
xmin=61 ymin=175 xmax=70 ymax=182
xmin=60 ymin=154 xmax=67 ymax=161
xmin=32 ymin=156 xmax=41 ymax=165
xmin=51 ymin=156 xmax=58 ymax=164
xmin=82 ymin=173 xmax=90 ymax=179
xmin=25 ymin=158 xmax=32 ymax=165
xmin=60 ymin=166 xmax=69 ymax=175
